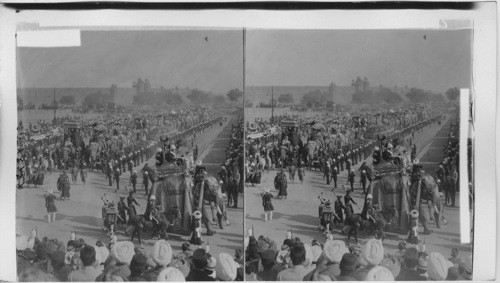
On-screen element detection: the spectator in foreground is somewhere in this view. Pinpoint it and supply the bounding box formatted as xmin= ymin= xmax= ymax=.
xmin=304 ymin=239 xmax=348 ymax=280
xmin=427 ymin=252 xmax=454 ymax=280
xmin=395 ymin=247 xmax=426 ymax=281
xmin=277 ymin=243 xmax=308 ymax=281
xmin=186 ymin=248 xmax=215 ymax=281
xmin=98 ymin=241 xmax=135 ymax=280
xmin=365 ymin=266 xmax=395 ymax=281
xmin=354 ymin=239 xmax=385 ymax=280
xmin=128 ymin=253 xmax=147 ymax=281
xmin=68 ymin=245 xmax=101 ymax=281
xmin=255 ymin=250 xmax=281 ymax=281
xmin=336 ymin=253 xmax=358 ymax=281
xmin=157 ymin=267 xmax=186 ymax=281
xmin=216 ymin=253 xmax=239 ymax=281
xmin=143 ymin=240 xmax=172 ymax=281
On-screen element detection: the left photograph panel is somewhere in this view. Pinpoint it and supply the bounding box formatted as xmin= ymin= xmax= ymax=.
xmin=16 ymin=28 xmax=245 ymax=281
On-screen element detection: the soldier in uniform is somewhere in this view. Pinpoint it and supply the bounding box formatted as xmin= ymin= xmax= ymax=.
xmin=228 ymin=176 xmax=238 ymax=208
xmin=339 ymin=154 xmax=344 ymax=171
xmin=360 ymin=170 xmax=368 ymax=195
xmin=324 ymin=162 xmax=331 ymax=185
xmin=121 ymin=154 xmax=127 ymax=173
xmin=334 ymin=195 xmax=345 ymax=225
xmin=372 ymin=146 xmax=382 ymax=166
xmin=130 ymin=170 xmax=138 ymax=193
xmin=133 ymin=150 xmax=138 ymax=167
xmin=114 ymin=168 xmax=121 ymax=191
xmin=117 ymin=197 xmax=128 ymax=226
xmin=331 ymin=166 xmax=338 ymax=189
xmin=142 ymin=170 xmax=150 ymax=195
xmin=127 ymin=189 xmax=140 ymax=225
xmin=361 ymin=194 xmax=375 ymax=224
xmin=261 ymin=188 xmax=274 ymax=222
xmin=344 ymin=189 xmax=357 ymax=216
xmin=127 ymin=156 xmax=133 ymax=175
xmin=348 ymin=169 xmax=355 ymax=192
xmin=144 ymin=195 xmax=158 ymax=226
xmin=346 ymin=155 xmax=351 ymax=173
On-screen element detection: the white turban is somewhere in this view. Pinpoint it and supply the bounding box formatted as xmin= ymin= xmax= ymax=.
xmin=463 ymin=255 xmax=473 ymax=279
xmin=311 ymin=245 xmax=323 ymax=263
xmin=427 ymin=252 xmax=453 ymax=280
xmin=97 ymin=245 xmax=110 ymax=265
xmin=365 ymin=266 xmax=395 ymax=281
xmin=112 ymin=241 xmax=135 ymax=265
xmin=303 ymin=244 xmax=314 ymax=268
xmin=16 ymin=235 xmax=29 ymax=251
xmin=362 ymin=239 xmax=384 ymax=266
xmin=323 ymin=240 xmax=349 ymax=264
xmin=151 ymin=240 xmax=172 ymax=267
xmin=92 ymin=245 xmax=102 ymax=267
xmin=216 ymin=253 xmax=239 ymax=281
xmin=157 ymin=267 xmax=185 ymax=282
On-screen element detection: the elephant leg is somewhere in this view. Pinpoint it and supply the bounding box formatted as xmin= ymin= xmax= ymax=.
xmin=353 ymin=227 xmax=359 ymax=244
xmin=419 ymin=213 xmax=431 ymax=234
xmin=434 ymin=211 xmax=441 ymax=228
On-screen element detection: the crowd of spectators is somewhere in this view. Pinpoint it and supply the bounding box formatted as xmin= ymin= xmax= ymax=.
xmin=17 ymin=232 xmax=244 ymax=282
xmin=245 ymin=233 xmax=472 ymax=281
xmin=17 ymin=105 xmax=227 ymax=189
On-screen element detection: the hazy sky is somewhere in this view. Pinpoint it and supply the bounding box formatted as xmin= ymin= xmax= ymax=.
xmin=17 ymin=30 xmax=244 ymax=94
xmin=247 ymin=29 xmax=471 ymax=93
xmin=18 ymin=29 xmax=471 ymax=94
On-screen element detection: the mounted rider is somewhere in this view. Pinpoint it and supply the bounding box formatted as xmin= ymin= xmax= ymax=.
xmin=144 ymin=195 xmax=159 ymax=226
xmin=361 ymin=194 xmax=376 ymax=224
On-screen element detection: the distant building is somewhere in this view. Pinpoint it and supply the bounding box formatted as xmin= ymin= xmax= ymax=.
xmin=328 ymin=83 xmax=336 ymax=102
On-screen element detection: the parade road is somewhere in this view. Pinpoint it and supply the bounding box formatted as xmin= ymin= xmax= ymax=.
xmin=16 ymin=113 xmax=243 ymax=258
xmin=245 ymin=109 xmax=472 ymax=259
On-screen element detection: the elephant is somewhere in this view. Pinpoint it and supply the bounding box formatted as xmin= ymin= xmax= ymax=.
xmin=192 ymin=175 xmax=225 ymax=235
xmin=410 ymin=173 xmax=443 ymax=233
xmin=370 ymin=170 xmax=442 ymax=236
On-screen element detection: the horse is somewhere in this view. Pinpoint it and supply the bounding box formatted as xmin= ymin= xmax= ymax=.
xmin=370 ymin=206 xmax=399 ymax=241
xmin=344 ymin=209 xmax=364 ymax=244
xmin=128 ymin=206 xmax=182 ymax=245
xmin=150 ymin=206 xmax=182 ymax=240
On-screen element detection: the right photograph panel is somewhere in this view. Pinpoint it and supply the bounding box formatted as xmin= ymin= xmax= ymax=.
xmin=244 ymin=29 xmax=473 ymax=281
